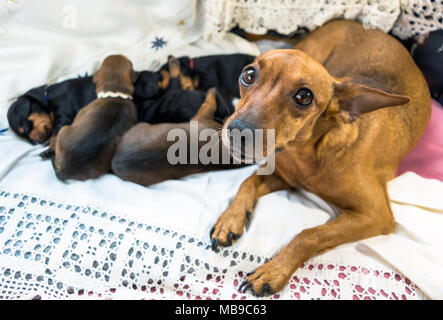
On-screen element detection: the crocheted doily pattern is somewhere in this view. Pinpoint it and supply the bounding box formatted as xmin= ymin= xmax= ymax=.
xmin=203 ymin=0 xmax=442 ymax=41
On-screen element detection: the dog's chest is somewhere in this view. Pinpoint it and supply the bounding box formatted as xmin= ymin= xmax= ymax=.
xmin=274 ymin=149 xmax=342 ymax=200
xmin=275 ymin=149 xmax=316 ymax=187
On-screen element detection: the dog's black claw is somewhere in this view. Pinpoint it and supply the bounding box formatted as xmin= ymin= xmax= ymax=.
xmin=238 ymin=279 xmax=248 ymax=292
xmin=227 ymin=232 xmax=236 ymax=245
xmin=260 ymin=284 xmax=271 ymax=297
xmin=211 ymin=238 xmax=219 ymax=251
xmin=245 ymin=210 xmax=251 ymax=221
xmin=209 ymin=227 xmax=215 ymax=238
xmin=227 ymin=233 xmax=233 ymax=246
xmin=242 ymin=283 xmax=253 ymax=294
xmin=246 ymin=270 xmax=255 ymax=276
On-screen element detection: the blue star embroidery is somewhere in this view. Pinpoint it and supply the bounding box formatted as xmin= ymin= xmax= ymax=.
xmin=151 ymin=37 xmax=167 ymax=51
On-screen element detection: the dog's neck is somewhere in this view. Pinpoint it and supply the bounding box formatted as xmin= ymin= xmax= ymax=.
xmin=96 ymin=91 xmax=133 ymax=100
xmin=95 ymin=76 xmax=134 ymax=101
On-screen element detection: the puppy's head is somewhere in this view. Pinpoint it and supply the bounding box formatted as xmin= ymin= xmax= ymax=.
xmin=222 ymin=49 xmax=411 ymax=162
xmin=7 ymin=97 xmax=53 ymax=144
xmin=93 ymin=55 xmax=137 ymax=95
xmin=133 ymin=71 xmax=162 ymax=99
xmin=27 ymin=112 xmax=53 ymax=143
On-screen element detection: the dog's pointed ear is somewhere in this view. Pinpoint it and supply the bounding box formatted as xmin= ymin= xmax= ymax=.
xmin=333 ymin=81 xmax=411 ymax=120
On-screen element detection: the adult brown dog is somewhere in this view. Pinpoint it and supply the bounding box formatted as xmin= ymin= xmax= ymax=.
xmin=53 ymin=55 xmax=138 ymax=181
xmin=210 ymin=20 xmax=431 ymax=296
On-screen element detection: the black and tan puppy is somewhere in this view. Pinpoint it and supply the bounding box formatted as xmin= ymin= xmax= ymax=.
xmin=8 ymin=76 xmax=96 ymax=145
xmin=6 ymin=103 xmax=53 ymax=144
xmin=138 ymin=56 xmax=236 ymax=124
xmin=53 ymin=55 xmax=138 ymax=181
xmin=7 ymin=68 xmax=166 ymax=147
xmin=112 ymin=88 xmax=238 ymax=186
xmin=166 ymin=54 xmax=256 ymax=97
xmin=8 ymin=54 xmax=255 ymax=146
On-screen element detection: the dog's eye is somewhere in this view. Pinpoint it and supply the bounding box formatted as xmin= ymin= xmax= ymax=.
xmin=293 ymin=88 xmax=314 ymax=108
xmin=240 ymin=67 xmax=256 ymax=86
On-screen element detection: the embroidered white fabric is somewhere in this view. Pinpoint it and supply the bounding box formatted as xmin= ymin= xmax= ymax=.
xmin=203 ymin=0 xmax=443 ymax=41
xmin=0 ymin=182 xmax=428 ymax=300
xmin=1 ymin=0 xmax=443 ymax=301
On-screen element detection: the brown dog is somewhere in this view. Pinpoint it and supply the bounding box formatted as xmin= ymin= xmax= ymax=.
xmin=53 ymin=55 xmax=138 ymax=180
xmin=111 ymin=88 xmax=239 ymax=186
xmin=209 ymin=20 xmax=431 ymax=296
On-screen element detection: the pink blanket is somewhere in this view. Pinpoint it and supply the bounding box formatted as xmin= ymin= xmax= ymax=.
xmin=397 ymin=100 xmax=443 ymax=182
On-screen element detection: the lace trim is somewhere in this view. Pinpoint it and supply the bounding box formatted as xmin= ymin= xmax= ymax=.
xmin=203 ymin=0 xmax=442 ymax=41
xmin=0 ymin=187 xmax=427 ymax=299
xmin=392 ymin=0 xmax=443 ymax=39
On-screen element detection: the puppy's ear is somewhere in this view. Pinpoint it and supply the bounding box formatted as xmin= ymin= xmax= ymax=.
xmin=92 ymin=67 xmax=102 ymax=84
xmin=16 ymin=97 xmax=31 ymax=117
xmin=333 ymin=81 xmax=411 ymax=120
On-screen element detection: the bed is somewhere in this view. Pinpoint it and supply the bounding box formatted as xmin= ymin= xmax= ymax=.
xmin=0 ymin=0 xmax=442 ymax=300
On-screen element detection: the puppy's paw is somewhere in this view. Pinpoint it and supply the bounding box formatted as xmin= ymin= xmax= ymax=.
xmin=207 ymin=87 xmax=217 ymax=96
xmin=167 ymin=55 xmax=180 ymax=78
xmin=210 ymin=209 xmax=249 ymax=250
xmin=238 ymin=259 xmax=293 ymax=297
xmin=157 ymin=70 xmax=171 ymax=90
xmin=39 ymin=148 xmax=54 ymax=160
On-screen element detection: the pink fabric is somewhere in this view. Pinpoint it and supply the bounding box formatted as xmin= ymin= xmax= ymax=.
xmin=397 ymin=100 xmax=443 ymax=182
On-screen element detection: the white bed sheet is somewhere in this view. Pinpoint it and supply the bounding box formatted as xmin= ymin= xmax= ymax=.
xmin=0 ymin=0 xmax=442 ymax=300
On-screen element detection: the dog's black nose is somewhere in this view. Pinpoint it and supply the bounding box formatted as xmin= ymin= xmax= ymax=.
xmin=227 ymin=119 xmax=255 ymax=132
xmin=227 ymin=119 xmax=256 ymax=151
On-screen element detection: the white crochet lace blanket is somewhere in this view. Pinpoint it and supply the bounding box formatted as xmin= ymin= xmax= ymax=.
xmin=203 ymin=0 xmax=443 ymax=41
xmin=0 ymin=183 xmax=427 ymax=300
xmin=1 ymin=0 xmax=442 ymax=301
xmin=393 ymin=0 xmax=443 ymax=39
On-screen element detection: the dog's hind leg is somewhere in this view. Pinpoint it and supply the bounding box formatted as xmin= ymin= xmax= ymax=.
xmin=192 ymin=88 xmax=217 ymax=121
xmin=210 ymin=171 xmax=289 ymax=250
xmin=157 ymin=70 xmax=171 ymax=90
xmin=40 ymin=135 xmax=57 ymax=159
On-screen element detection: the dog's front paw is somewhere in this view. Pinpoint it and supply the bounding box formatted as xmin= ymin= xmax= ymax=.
xmin=238 ymin=259 xmax=294 ymax=297
xmin=210 ymin=209 xmax=250 ymax=251
xmin=39 ymin=148 xmax=54 ymax=160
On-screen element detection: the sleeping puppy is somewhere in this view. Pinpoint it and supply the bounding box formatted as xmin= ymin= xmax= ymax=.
xmin=7 ymin=101 xmax=53 ymax=144
xmin=7 ymin=54 xmax=254 ymax=145
xmin=53 ymin=55 xmax=138 ymax=181
xmin=112 ymin=88 xmax=240 ymax=186
xmin=138 ymin=56 xmax=236 ymax=124
xmin=7 ymin=76 xmax=96 ymax=145
xmin=7 ymin=70 xmax=165 ymax=146
xmin=163 ymin=54 xmax=256 ymax=97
